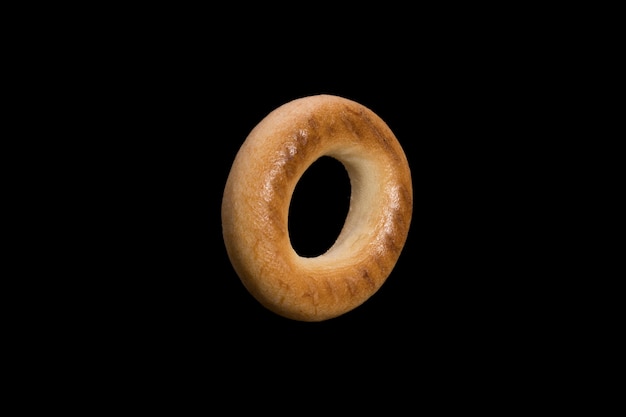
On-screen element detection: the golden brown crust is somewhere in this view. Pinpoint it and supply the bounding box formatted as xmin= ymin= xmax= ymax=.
xmin=222 ymin=94 xmax=412 ymax=321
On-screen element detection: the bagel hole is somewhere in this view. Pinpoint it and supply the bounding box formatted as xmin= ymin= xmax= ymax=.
xmin=288 ymin=156 xmax=351 ymax=258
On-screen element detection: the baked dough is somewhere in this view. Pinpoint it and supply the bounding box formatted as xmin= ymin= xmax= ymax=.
xmin=222 ymin=94 xmax=412 ymax=321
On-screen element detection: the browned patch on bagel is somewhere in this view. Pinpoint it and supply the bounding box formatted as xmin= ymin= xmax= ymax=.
xmin=294 ymin=129 xmax=308 ymax=146
xmin=266 ymin=208 xmax=286 ymax=236
xmin=342 ymin=106 xmax=366 ymax=139
xmin=343 ymin=105 xmax=364 ymax=119
xmin=322 ymin=278 xmax=341 ymax=304
xmin=344 ymin=277 xmax=358 ymax=296
xmin=372 ymin=253 xmax=388 ymax=274
xmin=384 ymin=232 xmax=400 ymax=253
xmin=323 ymin=278 xmax=335 ymax=295
xmin=394 ymin=185 xmax=413 ymax=234
xmin=399 ymin=184 xmax=413 ymax=207
xmin=340 ymin=112 xmax=360 ymax=140
xmin=307 ymin=116 xmax=319 ymax=131
xmin=302 ymin=279 xmax=320 ymax=306
xmin=360 ymin=268 xmax=376 ymax=288
xmin=264 ymin=168 xmax=287 ymax=200
xmin=277 ymin=131 xmax=317 ymax=181
xmin=342 ymin=105 xmax=401 ymax=161
xmin=367 ymin=120 xmax=400 ymax=161
xmin=282 ymin=158 xmax=299 ymax=181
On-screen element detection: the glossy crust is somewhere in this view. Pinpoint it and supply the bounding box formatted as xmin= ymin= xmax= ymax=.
xmin=222 ymin=94 xmax=412 ymax=321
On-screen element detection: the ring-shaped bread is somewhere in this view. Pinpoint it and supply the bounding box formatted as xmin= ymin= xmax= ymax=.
xmin=222 ymin=94 xmax=412 ymax=321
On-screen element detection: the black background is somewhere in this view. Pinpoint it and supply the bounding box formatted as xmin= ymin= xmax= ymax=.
xmin=35 ymin=8 xmax=589 ymax=398
xmin=12 ymin=3 xmax=615 ymax=410
xmin=92 ymin=56 xmax=557 ymax=363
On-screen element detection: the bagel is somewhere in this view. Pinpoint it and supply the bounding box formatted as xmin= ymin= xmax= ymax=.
xmin=222 ymin=94 xmax=412 ymax=321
